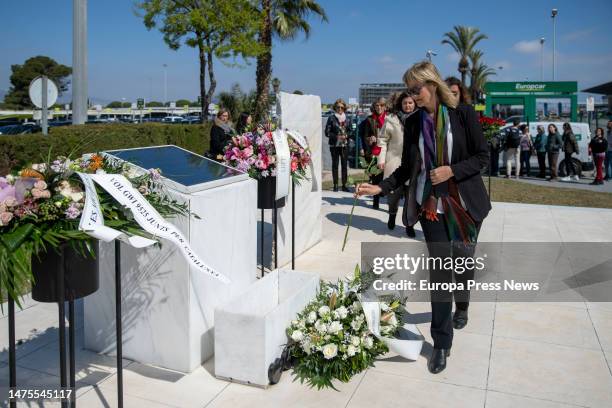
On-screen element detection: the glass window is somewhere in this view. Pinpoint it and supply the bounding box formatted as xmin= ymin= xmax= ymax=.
xmin=536 ymin=98 xmax=571 ymax=121
xmin=492 ymin=104 xmax=524 ymax=120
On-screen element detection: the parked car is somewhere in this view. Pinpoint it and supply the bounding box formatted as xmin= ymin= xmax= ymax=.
xmin=0 ymin=124 xmax=42 ymax=135
xmin=161 ymin=116 xmax=185 ymax=123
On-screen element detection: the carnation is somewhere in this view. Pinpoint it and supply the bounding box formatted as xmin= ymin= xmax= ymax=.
xmin=350 ymin=319 xmax=362 ymax=331
xmin=336 ymin=306 xmax=348 ymax=319
xmin=307 ymin=311 xmax=317 ymax=323
xmin=318 ymin=305 xmax=330 ymax=317
xmin=0 ymin=212 xmax=13 ymax=226
xmin=351 ymin=336 xmax=361 ymax=347
xmin=346 ymin=345 xmax=357 ymax=357
xmin=314 ymin=320 xmax=327 ymax=334
xmin=363 ymin=336 xmax=374 ymax=349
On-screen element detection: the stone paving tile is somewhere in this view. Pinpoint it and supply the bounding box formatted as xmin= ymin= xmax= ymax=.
xmin=207 ymin=369 xmax=364 ymax=408
xmin=346 ymin=370 xmax=486 ymax=408
xmin=485 ymin=390 xmax=591 ymax=407
xmin=0 ymin=364 xmax=94 ymax=407
xmin=76 ymin=385 xmax=177 ymax=407
xmin=488 ymin=336 xmax=612 ymax=407
xmin=96 ymin=361 xmax=227 ymax=408
xmin=372 ymin=330 xmax=492 ymax=390
xmin=493 ymin=303 xmax=600 ymax=350
xmin=588 ymin=308 xmax=612 ymax=352
xmin=16 ymin=339 xmax=133 ymax=387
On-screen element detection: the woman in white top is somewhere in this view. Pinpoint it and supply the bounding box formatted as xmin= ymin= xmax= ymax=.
xmin=377 ymin=91 xmax=417 ymax=236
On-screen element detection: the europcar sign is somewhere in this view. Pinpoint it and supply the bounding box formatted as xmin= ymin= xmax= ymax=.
xmin=485 ymin=81 xmax=577 ymax=94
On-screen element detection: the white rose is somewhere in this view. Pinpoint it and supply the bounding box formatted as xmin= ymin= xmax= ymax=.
xmin=328 ymin=321 xmax=343 ymax=335
xmin=336 ymin=306 xmax=348 ymax=319
xmin=347 ymin=345 xmax=357 ymax=357
xmin=322 ymin=343 xmax=338 ymax=360
xmin=351 ymin=336 xmax=361 ymax=347
xmin=318 ymin=305 xmax=330 ymax=317
xmin=314 ymin=320 xmax=327 ymax=334
xmin=351 ymin=319 xmax=362 ymax=331
xmin=291 ymin=330 xmax=304 ymax=342
xmin=363 ymin=336 xmax=374 ymax=349
xmin=307 ymin=311 xmax=317 ymax=323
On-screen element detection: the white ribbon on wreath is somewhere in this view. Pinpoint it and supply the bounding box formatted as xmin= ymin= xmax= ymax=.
xmin=76 ymin=172 xmax=231 ymax=284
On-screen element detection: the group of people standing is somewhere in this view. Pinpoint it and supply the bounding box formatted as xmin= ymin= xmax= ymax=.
xmin=207 ymin=109 xmax=253 ymax=159
xmin=489 ymin=119 xmax=611 ymax=185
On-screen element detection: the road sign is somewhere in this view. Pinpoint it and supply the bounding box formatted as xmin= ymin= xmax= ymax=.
xmin=65 ymin=104 xmax=70 ymax=110
xmin=586 ymin=96 xmax=595 ymax=112
xmin=170 ymin=101 xmax=176 ymax=109
xmin=137 ymin=98 xmax=145 ymax=109
xmin=131 ymin=102 xmax=137 ymax=109
xmin=29 ymin=76 xmax=58 ymax=108
xmin=95 ymin=104 xmax=102 ymax=112
xmin=348 ymin=97 xmax=358 ymax=105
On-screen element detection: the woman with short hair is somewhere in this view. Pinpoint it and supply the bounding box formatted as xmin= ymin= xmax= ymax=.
xmin=356 ymin=61 xmax=491 ymax=374
xmin=325 ymin=99 xmax=351 ymax=191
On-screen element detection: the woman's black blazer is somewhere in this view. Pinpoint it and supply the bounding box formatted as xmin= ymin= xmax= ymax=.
xmin=378 ymin=104 xmax=491 ymax=225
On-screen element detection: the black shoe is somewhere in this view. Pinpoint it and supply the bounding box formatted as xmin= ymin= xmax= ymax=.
xmin=406 ymin=226 xmax=416 ymax=238
xmin=333 ymin=185 xmax=338 ymax=192
xmin=453 ymin=309 xmax=468 ymax=330
xmin=341 ymin=185 xmax=350 ymax=192
xmin=387 ymin=213 xmax=396 ymax=230
xmin=373 ymin=196 xmax=380 ymax=209
xmin=428 ymin=348 xmax=450 ymax=374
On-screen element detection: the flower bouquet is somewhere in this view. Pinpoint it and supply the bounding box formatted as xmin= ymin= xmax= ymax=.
xmin=286 ymin=266 xmax=401 ymax=390
xmin=479 ymin=116 xmax=505 ymax=141
xmin=222 ymin=124 xmax=312 ymax=184
xmin=0 ymin=152 xmax=190 ymax=305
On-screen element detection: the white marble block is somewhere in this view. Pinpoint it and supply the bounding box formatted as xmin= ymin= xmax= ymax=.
xmin=84 ymin=174 xmax=258 ymax=373
xmin=214 ymin=269 xmax=319 ymax=387
xmin=277 ymin=92 xmax=323 ymax=267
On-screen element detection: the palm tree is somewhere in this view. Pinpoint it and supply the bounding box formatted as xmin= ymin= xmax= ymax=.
xmin=441 ymin=26 xmax=488 ymax=87
xmin=471 ymin=63 xmax=497 ymax=102
xmin=254 ymin=0 xmax=328 ymax=121
xmin=469 ymin=49 xmax=483 ymax=100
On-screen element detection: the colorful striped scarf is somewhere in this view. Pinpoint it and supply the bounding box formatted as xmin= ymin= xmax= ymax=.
xmin=420 ymin=104 xmax=478 ymax=244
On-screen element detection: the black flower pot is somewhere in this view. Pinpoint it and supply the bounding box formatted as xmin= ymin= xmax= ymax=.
xmin=257 ymin=176 xmax=286 ymax=209
xmin=31 ymin=241 xmax=100 ymax=303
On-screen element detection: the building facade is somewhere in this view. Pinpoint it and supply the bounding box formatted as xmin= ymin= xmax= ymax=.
xmin=484 ymin=81 xmax=578 ymax=122
xmin=359 ymin=83 xmax=405 ymax=106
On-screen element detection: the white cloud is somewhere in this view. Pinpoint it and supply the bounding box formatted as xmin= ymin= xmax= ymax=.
xmin=446 ymin=52 xmax=460 ymax=62
xmin=562 ymin=28 xmax=595 ymax=42
xmin=513 ymin=40 xmax=541 ymax=54
xmin=377 ymin=55 xmax=395 ymax=64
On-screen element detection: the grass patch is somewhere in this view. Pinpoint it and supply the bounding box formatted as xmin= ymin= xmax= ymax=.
xmin=323 ymin=174 xmax=612 ymax=209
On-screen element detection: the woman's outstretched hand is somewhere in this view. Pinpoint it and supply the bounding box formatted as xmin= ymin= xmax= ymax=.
xmin=354 ymin=183 xmax=382 ymax=197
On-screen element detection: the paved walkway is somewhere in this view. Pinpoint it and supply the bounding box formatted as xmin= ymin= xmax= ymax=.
xmin=2 ymin=192 xmax=612 ymax=407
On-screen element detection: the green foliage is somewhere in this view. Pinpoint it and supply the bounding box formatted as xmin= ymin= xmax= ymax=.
xmin=441 ymin=26 xmax=487 ymax=85
xmin=175 ymin=99 xmax=191 ymax=107
xmin=136 ymin=0 xmax=265 ymax=113
xmin=106 ymin=101 xmax=131 ymax=109
xmin=146 ymin=101 xmax=164 ymax=107
xmin=0 ymin=123 xmax=212 ymax=175
xmin=3 ymin=56 xmax=72 ymax=109
xmin=217 ymin=83 xmax=256 ymax=121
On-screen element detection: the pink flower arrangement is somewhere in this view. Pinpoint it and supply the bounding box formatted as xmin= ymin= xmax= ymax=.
xmin=223 ymin=126 xmax=312 ymax=183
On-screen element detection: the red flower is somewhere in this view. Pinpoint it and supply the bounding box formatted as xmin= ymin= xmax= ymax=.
xmin=371 ymin=146 xmax=382 ymax=156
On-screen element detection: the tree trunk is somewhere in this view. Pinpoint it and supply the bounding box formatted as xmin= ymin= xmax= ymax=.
xmin=198 ymin=39 xmax=208 ymax=124
xmin=206 ymin=46 xmax=216 ymax=113
xmin=254 ymin=0 xmax=272 ymax=123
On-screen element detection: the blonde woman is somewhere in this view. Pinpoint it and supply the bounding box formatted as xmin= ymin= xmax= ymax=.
xmin=356 ymin=61 xmax=491 ymax=374
xmin=377 ymin=91 xmax=417 ymax=236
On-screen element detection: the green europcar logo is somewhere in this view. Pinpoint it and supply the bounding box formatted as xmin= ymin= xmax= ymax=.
xmin=515 ymin=83 xmax=546 ymax=91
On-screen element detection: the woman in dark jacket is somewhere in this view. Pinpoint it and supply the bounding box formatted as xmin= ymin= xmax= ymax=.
xmin=209 ymin=108 xmax=235 ymax=160
xmin=325 ymin=99 xmax=351 ymax=192
xmin=356 ymin=61 xmax=491 ymax=375
xmin=236 ymin=112 xmax=252 ymax=135
xmin=360 ymin=98 xmax=387 ymax=208
xmin=546 ymin=124 xmax=563 ymax=181
xmin=561 ymin=122 xmax=579 ymax=181
xmin=589 ymin=127 xmax=608 ymax=185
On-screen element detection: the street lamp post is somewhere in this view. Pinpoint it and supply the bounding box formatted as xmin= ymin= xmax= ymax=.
xmin=163 ymin=64 xmax=168 ymax=108
xmin=72 ymin=0 xmax=88 ymax=125
xmin=540 ymin=37 xmax=545 ymax=81
xmin=551 ymin=8 xmax=558 ymax=80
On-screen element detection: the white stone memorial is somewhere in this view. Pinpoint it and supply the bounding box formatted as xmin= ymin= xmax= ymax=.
xmin=276 ymin=92 xmax=323 ymax=266
xmin=214 ymin=269 xmax=319 ymax=387
xmin=84 ymin=145 xmax=258 ymax=373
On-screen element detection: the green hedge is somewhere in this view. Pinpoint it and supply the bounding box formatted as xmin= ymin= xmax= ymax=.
xmin=0 ymin=123 xmax=212 ymax=174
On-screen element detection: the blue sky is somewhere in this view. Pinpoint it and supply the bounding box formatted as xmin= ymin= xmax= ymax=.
xmin=0 ymin=0 xmax=610 ymax=104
